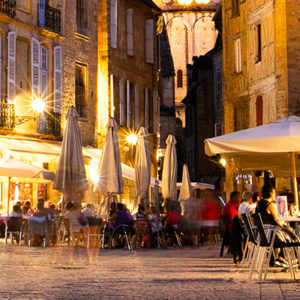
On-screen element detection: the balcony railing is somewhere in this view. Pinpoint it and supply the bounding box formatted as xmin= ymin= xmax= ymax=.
xmin=38 ymin=3 xmax=61 ymax=33
xmin=0 ymin=0 xmax=16 ymax=19
xmin=0 ymin=103 xmax=15 ymax=130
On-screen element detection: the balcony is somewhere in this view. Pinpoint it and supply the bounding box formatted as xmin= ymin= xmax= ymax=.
xmin=38 ymin=3 xmax=61 ymax=34
xmin=0 ymin=103 xmax=15 ymax=130
xmin=0 ymin=0 xmax=16 ymax=19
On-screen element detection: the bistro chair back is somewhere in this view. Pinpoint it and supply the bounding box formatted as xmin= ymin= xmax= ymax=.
xmin=4 ymin=217 xmax=24 ymax=246
xmin=27 ymin=216 xmax=48 ymax=247
xmin=110 ymin=224 xmax=132 ymax=250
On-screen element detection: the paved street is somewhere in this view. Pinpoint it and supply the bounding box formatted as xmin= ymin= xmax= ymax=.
xmin=0 ymin=242 xmax=300 ymax=300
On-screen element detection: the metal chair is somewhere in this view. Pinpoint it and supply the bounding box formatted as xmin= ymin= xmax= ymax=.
xmin=4 ymin=217 xmax=24 ymax=246
xmin=110 ymin=224 xmax=132 ymax=250
xmin=250 ymin=213 xmax=300 ymax=281
xmin=27 ymin=216 xmax=48 ymax=247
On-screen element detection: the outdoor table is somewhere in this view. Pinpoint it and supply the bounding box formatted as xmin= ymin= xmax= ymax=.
xmin=282 ymin=216 xmax=300 ymax=238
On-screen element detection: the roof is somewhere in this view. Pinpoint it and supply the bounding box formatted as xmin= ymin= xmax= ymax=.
xmin=140 ymin=0 xmax=161 ymax=12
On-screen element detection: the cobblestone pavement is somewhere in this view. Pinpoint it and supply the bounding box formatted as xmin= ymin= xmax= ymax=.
xmin=0 ymin=242 xmax=300 ymax=300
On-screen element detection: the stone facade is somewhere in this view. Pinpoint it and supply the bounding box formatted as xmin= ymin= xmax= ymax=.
xmin=222 ymin=0 xmax=300 ymax=198
xmin=97 ymin=0 xmax=161 ymax=177
xmin=153 ymin=0 xmax=220 ymax=127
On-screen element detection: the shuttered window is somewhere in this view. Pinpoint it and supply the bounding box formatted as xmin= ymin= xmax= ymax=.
xmin=145 ymin=19 xmax=154 ymax=63
xmin=234 ymin=38 xmax=242 ymax=73
xmin=256 ymin=96 xmax=263 ymax=126
xmin=110 ymin=74 xmax=114 ymax=118
xmin=126 ymin=80 xmax=130 ymax=126
xmin=134 ymin=85 xmax=139 ymax=129
xmin=75 ymin=63 xmax=87 ymax=118
xmin=127 ymin=9 xmax=133 ymax=56
xmin=7 ymin=32 xmax=16 ymax=103
xmin=144 ymin=87 xmax=149 ymax=127
xmin=54 ymin=45 xmax=62 ymax=113
xmin=110 ymin=0 xmax=117 ymax=48
xmin=119 ymin=78 xmax=124 ymax=125
xmin=31 ymin=38 xmax=40 ymax=99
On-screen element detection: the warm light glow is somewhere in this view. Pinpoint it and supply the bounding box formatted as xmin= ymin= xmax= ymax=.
xmin=31 ymin=97 xmax=46 ymax=113
xmin=177 ymin=0 xmax=186 ymax=4
xmin=126 ymin=133 xmax=138 ymax=145
xmin=220 ymin=158 xmax=226 ymax=167
xmin=89 ymin=159 xmax=99 ymax=183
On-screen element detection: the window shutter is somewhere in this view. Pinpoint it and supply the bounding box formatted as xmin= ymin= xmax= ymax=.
xmin=110 ymin=74 xmax=114 ymax=118
xmin=144 ymin=87 xmax=149 ymax=127
xmin=31 ymin=38 xmax=40 ymax=99
xmin=54 ymin=45 xmax=62 ymax=114
xmin=7 ymin=31 xmax=16 ymax=103
xmin=126 ymin=80 xmax=130 ymax=126
xmin=110 ymin=0 xmax=117 ymax=48
xmin=127 ymin=9 xmax=133 ymax=56
xmin=119 ymin=78 xmax=124 ymax=125
xmin=234 ymin=38 xmax=241 ymax=73
xmin=38 ymin=0 xmax=46 ymax=26
xmin=145 ymin=19 xmax=154 ymax=64
xmin=134 ymin=85 xmax=139 ymax=129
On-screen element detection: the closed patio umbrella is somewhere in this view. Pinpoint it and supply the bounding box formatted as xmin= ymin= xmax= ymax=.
xmin=94 ymin=118 xmax=123 ymax=215
xmin=162 ymin=135 xmax=178 ymax=202
xmin=205 ymin=116 xmax=300 ymax=209
xmin=134 ymin=127 xmax=151 ymax=211
xmin=178 ymin=164 xmax=192 ymax=215
xmin=53 ymin=107 xmax=88 ymax=205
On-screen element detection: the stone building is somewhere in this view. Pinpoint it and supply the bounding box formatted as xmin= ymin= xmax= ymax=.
xmin=153 ymin=0 xmax=220 ymax=127
xmin=183 ymin=31 xmax=223 ymax=185
xmin=222 ymin=0 xmax=300 ymax=196
xmin=0 ymin=0 xmax=98 ymax=213
xmin=97 ymin=0 xmax=161 ymax=177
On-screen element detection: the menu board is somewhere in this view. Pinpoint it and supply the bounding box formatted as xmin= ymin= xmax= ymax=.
xmin=37 ymin=184 xmax=45 ymax=200
xmin=276 ymin=196 xmax=288 ymax=219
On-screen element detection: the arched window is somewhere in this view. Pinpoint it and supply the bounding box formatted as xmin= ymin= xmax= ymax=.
xmin=177 ymin=69 xmax=183 ymax=88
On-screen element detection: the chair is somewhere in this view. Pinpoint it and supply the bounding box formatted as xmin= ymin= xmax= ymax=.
xmin=4 ymin=217 xmax=24 ymax=246
xmin=165 ymin=224 xmax=183 ymax=247
xmin=241 ymin=213 xmax=257 ymax=266
xmin=86 ymin=217 xmax=102 ymax=248
xmin=27 ymin=216 xmax=48 ymax=247
xmin=220 ymin=215 xmax=231 ymax=257
xmin=250 ymin=213 xmax=300 ymax=281
xmin=110 ymin=224 xmax=132 ymax=250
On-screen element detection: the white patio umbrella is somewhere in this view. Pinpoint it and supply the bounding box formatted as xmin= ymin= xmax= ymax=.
xmin=134 ymin=127 xmax=151 ymax=211
xmin=53 ymin=107 xmax=88 ymax=205
xmin=178 ymin=164 xmax=192 ymax=216
xmin=0 ymin=157 xmax=55 ymax=214
xmin=162 ymin=135 xmax=178 ymax=201
xmin=205 ymin=116 xmax=300 ymax=209
xmin=94 ymin=118 xmax=123 ymax=215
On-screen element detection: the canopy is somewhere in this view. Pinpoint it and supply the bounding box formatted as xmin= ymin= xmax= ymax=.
xmin=0 ymin=157 xmax=54 ymax=181
xmin=204 ymin=116 xmax=300 ymax=208
xmin=134 ymin=127 xmax=151 ymax=211
xmin=162 ymin=135 xmax=178 ymax=201
xmin=54 ymin=107 xmax=88 ymax=204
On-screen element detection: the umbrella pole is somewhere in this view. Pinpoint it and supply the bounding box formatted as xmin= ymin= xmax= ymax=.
xmin=7 ymin=177 xmax=10 ymax=215
xmin=292 ymin=153 xmax=299 ymax=211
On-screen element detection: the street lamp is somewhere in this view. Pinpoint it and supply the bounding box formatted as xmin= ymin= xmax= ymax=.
xmin=31 ymin=97 xmax=46 ymax=114
xmin=126 ymin=133 xmax=138 ymax=146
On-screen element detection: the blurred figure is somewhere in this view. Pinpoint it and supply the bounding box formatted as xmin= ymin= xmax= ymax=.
xmin=82 ymin=203 xmax=96 ymax=218
xmin=222 ymin=191 xmax=241 ymax=231
xmin=10 ymin=205 xmax=22 ymax=217
xmin=238 ymin=191 xmax=253 ymax=215
xmin=245 ymin=192 xmax=261 ymax=215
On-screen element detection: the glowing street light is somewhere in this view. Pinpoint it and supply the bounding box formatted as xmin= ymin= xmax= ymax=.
xmin=126 ymin=133 xmax=138 ymax=146
xmin=31 ymin=97 xmax=46 ymax=114
xmin=220 ymin=158 xmax=226 ymax=167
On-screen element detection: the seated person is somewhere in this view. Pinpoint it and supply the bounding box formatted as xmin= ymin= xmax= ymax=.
xmin=133 ymin=205 xmax=149 ymax=245
xmin=10 ymin=205 xmax=23 ymax=218
xmin=110 ymin=203 xmax=130 ymax=233
xmin=166 ymin=203 xmax=181 ymax=230
xmin=82 ymin=203 xmax=97 ymax=218
xmin=148 ymin=206 xmax=163 ymax=247
xmin=238 ymin=191 xmax=253 ymax=215
xmin=222 ymin=191 xmax=241 ymax=232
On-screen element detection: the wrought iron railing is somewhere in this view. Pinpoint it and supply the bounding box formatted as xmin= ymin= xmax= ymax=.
xmin=38 ymin=3 xmax=61 ymax=33
xmin=0 ymin=0 xmax=16 ymax=18
xmin=0 ymin=102 xmax=15 ymax=130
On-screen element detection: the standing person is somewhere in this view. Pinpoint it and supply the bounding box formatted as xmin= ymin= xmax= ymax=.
xmin=238 ymin=191 xmax=253 ymax=215
xmin=222 ymin=191 xmax=241 ymax=231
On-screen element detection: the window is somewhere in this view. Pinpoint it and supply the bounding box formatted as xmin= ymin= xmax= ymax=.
xmin=7 ymin=32 xmax=16 ymax=103
xmin=126 ymin=80 xmax=130 ymax=127
xmin=53 ymin=45 xmax=62 ymax=113
xmin=110 ymin=0 xmax=117 ymax=48
xmin=232 ymin=0 xmax=240 ymax=17
xmin=177 ymin=70 xmax=183 ymax=88
xmin=255 ymin=24 xmax=262 ymax=63
xmin=144 ymin=87 xmax=149 ymax=127
xmin=76 ymin=0 xmax=86 ymax=33
xmin=256 ymin=96 xmax=263 ymax=126
xmin=214 ymin=123 xmax=224 ymax=137
xmin=134 ymin=85 xmax=139 ymax=129
xmin=127 ymin=9 xmax=133 ymax=56
xmin=31 ymin=38 xmax=40 ymax=99
xmin=145 ymin=19 xmax=154 ymax=63
xmin=75 ymin=64 xmax=87 ymax=118
xmin=215 ymin=62 xmax=222 ymax=99
xmin=119 ymin=78 xmax=124 ymax=125
xmin=40 ymin=46 xmax=48 ymax=100
xmin=110 ymin=74 xmax=114 ymax=118
xmin=234 ymin=38 xmax=242 ymax=73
